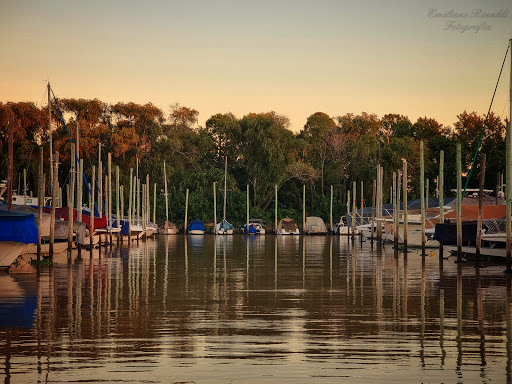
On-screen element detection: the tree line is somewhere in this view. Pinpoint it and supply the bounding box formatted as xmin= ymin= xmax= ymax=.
xmin=0 ymin=99 xmax=508 ymax=227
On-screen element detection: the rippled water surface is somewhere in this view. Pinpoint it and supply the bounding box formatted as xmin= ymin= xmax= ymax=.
xmin=1 ymin=235 xmax=511 ymax=383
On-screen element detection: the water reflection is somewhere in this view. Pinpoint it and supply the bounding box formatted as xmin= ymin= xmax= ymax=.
xmin=0 ymin=236 xmax=510 ymax=383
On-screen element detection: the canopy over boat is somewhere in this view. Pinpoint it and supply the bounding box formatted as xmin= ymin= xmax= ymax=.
xmin=278 ymin=217 xmax=299 ymax=234
xmin=305 ymin=216 xmax=327 ymax=234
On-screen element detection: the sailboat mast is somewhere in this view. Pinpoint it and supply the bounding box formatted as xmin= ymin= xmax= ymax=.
xmin=48 ymin=82 xmax=53 ymax=189
xmin=164 ymin=161 xmax=169 ymax=221
xmin=223 ymin=156 xmax=227 ymax=222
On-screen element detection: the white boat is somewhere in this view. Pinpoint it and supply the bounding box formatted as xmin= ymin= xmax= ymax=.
xmin=145 ymin=223 xmax=158 ymax=238
xmin=334 ymin=217 xmax=360 ymax=235
xmin=277 ymin=217 xmax=300 ymax=235
xmin=216 ymin=219 xmax=235 ymax=235
xmin=159 ymin=220 xmax=179 ymax=234
xmin=244 ymin=219 xmax=265 ymax=235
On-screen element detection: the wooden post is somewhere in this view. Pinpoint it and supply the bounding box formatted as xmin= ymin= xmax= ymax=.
xmin=275 ymin=184 xmax=278 ymax=233
xmin=376 ymin=164 xmax=382 ymax=242
xmin=128 ymin=168 xmax=133 ymax=240
xmin=146 ymin=174 xmax=150 ymax=227
xmin=456 ymin=143 xmax=462 ymax=261
xmin=329 ymin=185 xmax=333 ymax=233
xmin=68 ymin=143 xmax=75 ymax=252
xmin=50 ymin=152 xmax=59 ymax=260
xmin=213 ymin=182 xmax=217 ymax=235
xmin=426 ymin=178 xmax=429 ymax=209
xmin=223 ymin=156 xmax=228 ymax=223
xmin=360 ymin=181 xmax=364 ymax=227
xmin=78 ymin=159 xmax=83 ymax=222
xmin=132 ymin=175 xmax=136 ymax=230
xmin=476 ymin=154 xmax=486 ymax=263
xmin=440 ymin=151 xmax=444 ymax=222
xmin=48 ymin=83 xmax=53 ymax=190
xmin=119 ymin=185 xmax=124 ymax=226
xmin=507 ymin=118 xmax=512 ymax=270
xmin=104 ymin=175 xmax=109 ymax=246
xmin=347 ymin=190 xmax=351 ymax=225
xmin=153 ymin=183 xmax=156 ymax=225
xmin=303 ymin=184 xmax=306 ymax=233
xmin=403 ymin=160 xmax=408 ymax=252
xmin=137 ymin=178 xmax=141 ymax=227
xmin=397 ymin=170 xmax=401 ymax=247
xmin=116 ymin=165 xmax=121 ymax=245
xmin=352 ymin=181 xmax=356 ymax=240
xmin=420 ymin=141 xmax=426 ymax=253
xmin=507 ymin=37 xmax=512 ymax=273
xmin=7 ymin=117 xmax=14 ymax=211
xmin=90 ymin=166 xmax=95 ymax=252
xmin=371 ymin=179 xmax=376 ymax=244
xmin=98 ymin=155 xmax=102 ymax=217
xmin=246 ymin=184 xmax=250 ymax=233
xmin=393 ymin=171 xmax=398 ymax=250
xmin=116 ymin=166 xmax=120 ymax=229
xmin=141 ymin=183 xmax=145 ymax=234
xmin=37 ymin=147 xmax=43 ymax=260
xmin=184 ymin=188 xmax=189 ymax=234
xmin=23 ymin=168 xmax=27 ymax=203
xmin=108 ymin=153 xmax=112 ymax=245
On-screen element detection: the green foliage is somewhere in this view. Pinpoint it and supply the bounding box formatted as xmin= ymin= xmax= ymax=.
xmin=2 ymin=95 xmax=504 ymax=227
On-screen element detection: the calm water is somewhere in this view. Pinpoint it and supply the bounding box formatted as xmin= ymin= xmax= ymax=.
xmin=1 ymin=235 xmax=511 ymax=383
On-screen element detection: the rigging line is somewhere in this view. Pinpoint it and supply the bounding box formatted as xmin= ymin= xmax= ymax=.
xmin=463 ymin=43 xmax=510 ymax=197
xmin=50 ymin=88 xmax=101 ymax=216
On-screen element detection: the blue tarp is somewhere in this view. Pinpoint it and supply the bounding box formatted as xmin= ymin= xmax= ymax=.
xmin=120 ymin=219 xmax=130 ymax=235
xmin=243 ymin=224 xmax=257 ymax=234
xmin=188 ymin=220 xmax=205 ymax=232
xmin=0 ymin=211 xmax=38 ymax=243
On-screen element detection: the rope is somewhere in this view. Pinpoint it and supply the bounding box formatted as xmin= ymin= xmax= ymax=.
xmin=462 ymin=43 xmax=510 ymax=197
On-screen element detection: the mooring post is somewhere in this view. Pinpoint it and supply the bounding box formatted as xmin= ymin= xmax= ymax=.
xmin=476 ymin=153 xmax=486 ymax=266
xmin=456 ymin=143 xmax=463 ymax=262
xmin=37 ymin=148 xmax=44 ymax=261
xmin=420 ymin=141 xmax=426 ymax=254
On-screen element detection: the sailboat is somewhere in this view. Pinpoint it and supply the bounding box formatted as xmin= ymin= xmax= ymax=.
xmin=159 ymin=161 xmax=179 ymax=234
xmin=215 ymin=156 xmax=235 ymax=235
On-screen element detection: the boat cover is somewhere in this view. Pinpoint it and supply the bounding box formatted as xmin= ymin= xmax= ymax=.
xmin=433 ymin=221 xmax=478 ymax=245
xmin=278 ymin=217 xmax=299 ymax=232
xmin=305 ymin=216 xmax=327 ymax=233
xmin=243 ymin=223 xmax=258 ymax=234
xmin=0 ymin=210 xmax=38 ymax=243
xmin=188 ymin=220 xmax=205 ymax=232
xmin=43 ymin=207 xmax=108 ymax=230
xmin=217 ymin=219 xmax=234 ymax=231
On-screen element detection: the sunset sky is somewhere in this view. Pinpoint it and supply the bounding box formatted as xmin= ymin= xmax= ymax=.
xmin=1 ymin=0 xmax=511 ymax=132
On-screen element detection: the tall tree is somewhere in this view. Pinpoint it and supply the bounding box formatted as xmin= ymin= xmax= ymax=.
xmin=239 ymin=111 xmax=296 ymax=209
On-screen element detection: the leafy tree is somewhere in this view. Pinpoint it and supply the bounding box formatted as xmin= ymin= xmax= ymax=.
xmin=239 ymin=111 xmax=297 ymax=209
xmin=205 ymin=112 xmax=241 ymax=164
xmin=300 ymin=112 xmax=337 ymax=194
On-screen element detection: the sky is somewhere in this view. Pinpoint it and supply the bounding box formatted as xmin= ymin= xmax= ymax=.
xmin=0 ymin=0 xmax=511 ymax=132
